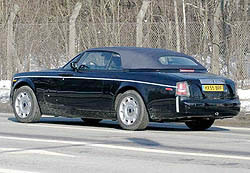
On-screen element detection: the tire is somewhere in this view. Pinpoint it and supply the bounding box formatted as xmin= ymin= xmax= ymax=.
xmin=12 ymin=86 xmax=41 ymax=123
xmin=116 ymin=90 xmax=149 ymax=130
xmin=185 ymin=119 xmax=215 ymax=131
xmin=81 ymin=118 xmax=102 ymax=124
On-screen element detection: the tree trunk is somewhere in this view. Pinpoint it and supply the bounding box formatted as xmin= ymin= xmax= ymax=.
xmin=203 ymin=0 xmax=210 ymax=68
xmin=168 ymin=20 xmax=173 ymax=50
xmin=69 ymin=2 xmax=82 ymax=59
xmin=243 ymin=0 xmax=249 ymax=21
xmin=88 ymin=0 xmax=99 ymax=47
xmin=6 ymin=3 xmax=19 ymax=80
xmin=136 ymin=0 xmax=151 ymax=47
xmin=182 ymin=0 xmax=187 ymax=53
xmin=212 ymin=3 xmax=221 ymax=75
xmin=174 ymin=0 xmax=180 ymax=52
xmin=221 ymin=0 xmax=230 ymax=76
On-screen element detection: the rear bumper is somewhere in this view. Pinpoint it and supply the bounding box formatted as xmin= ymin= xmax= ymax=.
xmin=148 ymin=97 xmax=240 ymax=121
xmin=179 ymin=97 xmax=241 ymax=118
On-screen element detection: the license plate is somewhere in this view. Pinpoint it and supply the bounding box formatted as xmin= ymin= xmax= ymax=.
xmin=202 ymin=85 xmax=224 ymax=92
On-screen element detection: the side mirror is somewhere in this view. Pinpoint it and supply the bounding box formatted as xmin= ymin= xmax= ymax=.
xmin=70 ymin=62 xmax=78 ymax=71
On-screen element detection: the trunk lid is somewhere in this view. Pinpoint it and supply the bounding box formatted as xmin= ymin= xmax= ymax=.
xmin=160 ymin=72 xmax=236 ymax=99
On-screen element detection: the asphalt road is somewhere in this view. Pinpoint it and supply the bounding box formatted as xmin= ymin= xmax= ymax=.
xmin=0 ymin=113 xmax=250 ymax=173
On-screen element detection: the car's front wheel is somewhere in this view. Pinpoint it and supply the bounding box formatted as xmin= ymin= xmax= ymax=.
xmin=116 ymin=90 xmax=149 ymax=130
xmin=13 ymin=86 xmax=41 ymax=123
xmin=185 ymin=119 xmax=215 ymax=130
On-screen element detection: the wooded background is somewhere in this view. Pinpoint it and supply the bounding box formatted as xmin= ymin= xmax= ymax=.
xmin=0 ymin=0 xmax=249 ymax=87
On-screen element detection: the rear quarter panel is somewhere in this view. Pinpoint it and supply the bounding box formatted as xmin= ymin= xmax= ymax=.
xmin=106 ymin=71 xmax=178 ymax=120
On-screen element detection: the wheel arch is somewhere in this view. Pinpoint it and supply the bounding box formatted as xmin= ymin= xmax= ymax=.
xmin=113 ymin=84 xmax=148 ymax=112
xmin=11 ymin=78 xmax=36 ymax=105
xmin=13 ymin=78 xmax=36 ymax=92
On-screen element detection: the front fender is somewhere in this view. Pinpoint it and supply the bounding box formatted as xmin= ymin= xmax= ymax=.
xmin=10 ymin=78 xmax=36 ymax=105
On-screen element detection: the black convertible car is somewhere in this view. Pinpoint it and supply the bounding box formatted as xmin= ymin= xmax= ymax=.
xmin=10 ymin=47 xmax=240 ymax=130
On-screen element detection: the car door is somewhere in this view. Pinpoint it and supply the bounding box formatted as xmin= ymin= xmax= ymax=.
xmin=41 ymin=53 xmax=83 ymax=115
xmin=56 ymin=51 xmax=113 ymax=117
xmin=101 ymin=53 xmax=123 ymax=112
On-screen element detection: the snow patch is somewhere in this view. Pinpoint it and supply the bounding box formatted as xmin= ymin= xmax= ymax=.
xmin=0 ymin=80 xmax=11 ymax=89
xmin=0 ymin=80 xmax=11 ymax=103
xmin=238 ymin=89 xmax=250 ymax=112
xmin=238 ymin=89 xmax=250 ymax=100
xmin=240 ymin=101 xmax=250 ymax=112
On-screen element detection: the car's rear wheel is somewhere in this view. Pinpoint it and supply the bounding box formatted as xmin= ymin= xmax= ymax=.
xmin=116 ymin=90 xmax=149 ymax=130
xmin=185 ymin=119 xmax=214 ymax=130
xmin=81 ymin=118 xmax=102 ymax=124
xmin=13 ymin=86 xmax=41 ymax=123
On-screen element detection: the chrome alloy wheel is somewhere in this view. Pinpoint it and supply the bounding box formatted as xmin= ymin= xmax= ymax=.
xmin=119 ymin=96 xmax=139 ymax=126
xmin=15 ymin=92 xmax=32 ymax=118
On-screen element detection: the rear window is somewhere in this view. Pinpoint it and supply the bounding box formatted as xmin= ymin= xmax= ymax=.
xmin=108 ymin=54 xmax=122 ymax=70
xmin=158 ymin=56 xmax=198 ymax=66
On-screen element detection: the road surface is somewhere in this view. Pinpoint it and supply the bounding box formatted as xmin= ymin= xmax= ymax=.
xmin=0 ymin=113 xmax=250 ymax=173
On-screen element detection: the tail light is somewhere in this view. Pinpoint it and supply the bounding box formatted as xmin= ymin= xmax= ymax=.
xmin=176 ymin=81 xmax=190 ymax=97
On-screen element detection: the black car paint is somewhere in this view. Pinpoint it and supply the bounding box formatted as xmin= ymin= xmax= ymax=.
xmin=10 ymin=47 xmax=240 ymax=122
xmin=11 ymin=70 xmax=240 ymax=122
xmin=11 ymin=70 xmax=175 ymax=118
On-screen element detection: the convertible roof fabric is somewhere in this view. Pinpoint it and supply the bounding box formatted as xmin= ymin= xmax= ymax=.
xmin=87 ymin=47 xmax=206 ymax=70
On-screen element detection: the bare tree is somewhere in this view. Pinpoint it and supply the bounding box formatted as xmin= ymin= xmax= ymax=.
xmin=243 ymin=0 xmax=249 ymax=21
xmin=173 ymin=0 xmax=180 ymax=52
xmin=6 ymin=3 xmax=19 ymax=79
xmin=69 ymin=1 xmax=82 ymax=58
xmin=182 ymin=0 xmax=187 ymax=52
xmin=136 ymin=0 xmax=151 ymax=47
xmin=212 ymin=2 xmax=221 ymax=75
xmin=0 ymin=0 xmax=249 ymax=86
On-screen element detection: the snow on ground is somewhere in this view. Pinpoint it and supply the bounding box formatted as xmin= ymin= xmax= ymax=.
xmin=0 ymin=80 xmax=249 ymax=112
xmin=238 ymin=89 xmax=250 ymax=100
xmin=238 ymin=89 xmax=250 ymax=112
xmin=0 ymin=80 xmax=11 ymax=103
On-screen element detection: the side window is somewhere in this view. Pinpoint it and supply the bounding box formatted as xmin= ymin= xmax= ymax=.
xmin=63 ymin=53 xmax=83 ymax=70
xmin=108 ymin=54 xmax=122 ymax=70
xmin=158 ymin=56 xmax=198 ymax=66
xmin=78 ymin=51 xmax=112 ymax=70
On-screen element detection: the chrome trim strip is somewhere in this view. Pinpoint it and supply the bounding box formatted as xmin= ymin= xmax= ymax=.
xmin=176 ymin=96 xmax=179 ymax=113
xmin=200 ymin=79 xmax=225 ymax=84
xmin=14 ymin=76 xmax=177 ymax=88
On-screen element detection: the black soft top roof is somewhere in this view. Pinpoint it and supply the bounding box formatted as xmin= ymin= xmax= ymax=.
xmin=87 ymin=47 xmax=206 ymax=70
